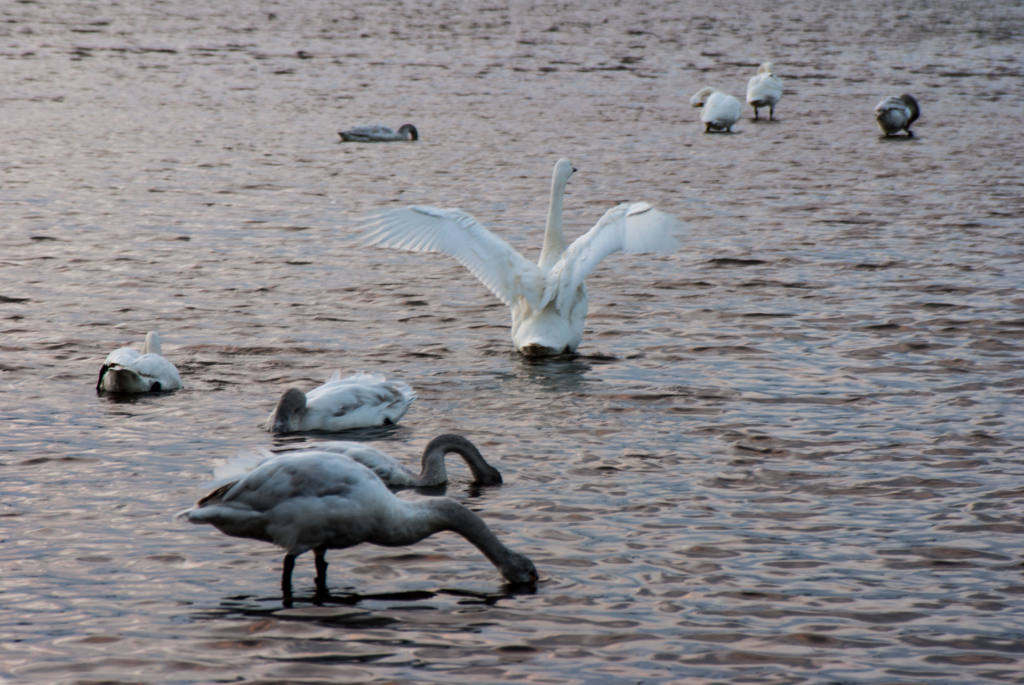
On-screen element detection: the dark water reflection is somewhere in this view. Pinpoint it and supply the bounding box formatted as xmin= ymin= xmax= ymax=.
xmin=3 ymin=0 xmax=1024 ymax=683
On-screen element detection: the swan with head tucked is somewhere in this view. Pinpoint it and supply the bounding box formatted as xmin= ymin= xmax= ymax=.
xmin=267 ymin=371 xmax=415 ymax=433
xmin=875 ymin=94 xmax=919 ymax=137
xmin=96 ymin=331 xmax=182 ymax=393
xmin=177 ymin=451 xmax=537 ymax=593
xmin=338 ymin=123 xmax=418 ymax=142
xmin=746 ymin=62 xmax=783 ymax=120
xmin=360 ymin=159 xmax=684 ymax=357
xmin=691 ymin=87 xmax=742 ymax=132
xmin=248 ymin=434 xmax=503 ymax=487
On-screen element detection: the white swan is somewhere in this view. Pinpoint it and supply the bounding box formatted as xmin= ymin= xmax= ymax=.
xmin=746 ymin=62 xmax=783 ymax=120
xmin=360 ymin=159 xmax=684 ymax=357
xmin=219 ymin=434 xmax=503 ymax=488
xmin=690 ymin=87 xmax=742 ymax=132
xmin=96 ymin=331 xmax=182 ymax=393
xmin=177 ymin=451 xmax=537 ymax=592
xmin=875 ymin=94 xmax=920 ymax=137
xmin=338 ymin=123 xmax=418 ymax=142
xmin=266 ymin=371 xmax=415 ymax=433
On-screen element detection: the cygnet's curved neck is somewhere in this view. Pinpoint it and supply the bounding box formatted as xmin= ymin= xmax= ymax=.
xmin=538 ymin=168 xmax=568 ymax=271
xmin=419 ymin=434 xmax=502 ymax=486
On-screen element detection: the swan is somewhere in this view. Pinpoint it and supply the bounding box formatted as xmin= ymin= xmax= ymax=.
xmin=96 ymin=331 xmax=182 ymax=393
xmin=177 ymin=451 xmax=538 ymax=592
xmin=267 ymin=371 xmax=415 ymax=434
xmin=875 ymin=94 xmax=920 ymax=136
xmin=219 ymin=434 xmax=503 ymax=488
xmin=360 ymin=158 xmax=684 ymax=357
xmin=690 ymin=87 xmax=742 ymax=132
xmin=746 ymin=62 xmax=783 ymax=120
xmin=338 ymin=123 xmax=418 ymax=142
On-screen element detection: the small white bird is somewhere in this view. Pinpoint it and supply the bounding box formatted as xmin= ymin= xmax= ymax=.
xmin=690 ymin=87 xmax=742 ymax=132
xmin=96 ymin=331 xmax=182 ymax=393
xmin=875 ymin=94 xmax=920 ymax=137
xmin=746 ymin=62 xmax=783 ymax=120
xmin=177 ymin=451 xmax=537 ymax=593
xmin=266 ymin=371 xmax=415 ymax=434
xmin=338 ymin=123 xmax=418 ymax=142
xmin=361 ymin=159 xmax=684 ymax=357
xmin=220 ymin=434 xmax=503 ymax=488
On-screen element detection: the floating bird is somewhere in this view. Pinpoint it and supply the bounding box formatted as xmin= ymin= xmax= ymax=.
xmin=96 ymin=331 xmax=182 ymax=393
xmin=222 ymin=434 xmax=503 ymax=488
xmin=746 ymin=62 xmax=783 ymax=120
xmin=690 ymin=87 xmax=742 ymax=132
xmin=178 ymin=451 xmax=537 ymax=593
xmin=267 ymin=371 xmax=415 ymax=434
xmin=338 ymin=123 xmax=418 ymax=142
xmin=875 ymin=94 xmax=920 ymax=137
xmin=361 ymin=159 xmax=684 ymax=357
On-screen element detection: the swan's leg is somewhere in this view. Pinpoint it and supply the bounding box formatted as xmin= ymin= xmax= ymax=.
xmin=753 ymin=106 xmax=759 ymax=120
xmin=769 ymin=105 xmax=774 ymax=121
xmin=281 ymin=554 xmax=296 ymax=596
xmin=314 ymin=547 xmax=329 ymax=595
xmin=704 ymin=122 xmax=711 ymax=133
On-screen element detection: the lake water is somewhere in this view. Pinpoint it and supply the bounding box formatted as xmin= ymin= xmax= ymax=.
xmin=3 ymin=1 xmax=1024 ymax=683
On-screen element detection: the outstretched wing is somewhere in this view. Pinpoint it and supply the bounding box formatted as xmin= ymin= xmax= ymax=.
xmin=543 ymin=202 xmax=685 ymax=315
xmin=361 ymin=206 xmax=544 ymax=309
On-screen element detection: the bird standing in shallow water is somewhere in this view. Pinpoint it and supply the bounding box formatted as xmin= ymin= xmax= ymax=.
xmin=746 ymin=62 xmax=783 ymax=120
xmin=97 ymin=331 xmax=182 ymax=393
xmin=360 ymin=158 xmax=684 ymax=357
xmin=691 ymin=87 xmax=742 ymax=132
xmin=875 ymin=94 xmax=920 ymax=137
xmin=178 ymin=451 xmax=536 ymax=596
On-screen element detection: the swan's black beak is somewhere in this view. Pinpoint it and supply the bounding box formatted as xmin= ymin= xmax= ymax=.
xmin=572 ymin=167 xmax=577 ymax=173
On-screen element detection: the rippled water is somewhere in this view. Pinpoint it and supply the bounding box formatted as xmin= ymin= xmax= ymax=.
xmin=3 ymin=1 xmax=1024 ymax=683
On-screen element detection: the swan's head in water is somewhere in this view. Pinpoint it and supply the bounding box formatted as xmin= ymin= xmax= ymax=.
xmin=397 ymin=123 xmax=419 ymax=141
xmin=552 ymin=158 xmax=576 ymax=188
xmin=502 ymin=551 xmax=540 ymax=584
xmin=690 ymin=87 xmax=717 ymax=107
xmin=269 ymin=388 xmax=306 ymax=433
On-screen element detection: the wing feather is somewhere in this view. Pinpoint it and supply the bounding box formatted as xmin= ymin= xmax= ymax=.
xmin=544 ymin=202 xmax=685 ymax=314
xmin=361 ymin=206 xmax=544 ymax=309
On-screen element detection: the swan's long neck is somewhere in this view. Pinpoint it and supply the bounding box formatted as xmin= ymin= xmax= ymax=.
xmin=538 ymin=172 xmax=568 ymax=271
xmin=381 ymin=499 xmax=520 ymax=574
xmin=143 ymin=332 xmax=161 ymax=356
xmin=419 ymin=434 xmax=502 ymax=486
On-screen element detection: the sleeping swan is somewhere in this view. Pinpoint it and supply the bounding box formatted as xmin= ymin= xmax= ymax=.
xmin=875 ymin=94 xmax=920 ymax=137
xmin=690 ymin=87 xmax=742 ymax=132
xmin=97 ymin=331 xmax=182 ymax=393
xmin=267 ymin=371 xmax=415 ymax=433
xmin=177 ymin=451 xmax=538 ymax=593
xmin=746 ymin=62 xmax=783 ymax=120
xmin=361 ymin=158 xmax=684 ymax=357
xmin=338 ymin=123 xmax=418 ymax=142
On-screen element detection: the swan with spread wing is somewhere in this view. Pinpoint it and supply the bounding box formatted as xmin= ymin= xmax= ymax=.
xmin=360 ymin=159 xmax=685 ymax=356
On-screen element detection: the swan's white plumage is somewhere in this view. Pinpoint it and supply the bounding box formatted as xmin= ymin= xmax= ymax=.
xmin=97 ymin=331 xmax=182 ymax=393
xmin=361 ymin=159 xmax=684 ymax=356
xmin=691 ymin=87 xmax=742 ymax=132
xmin=746 ymin=62 xmax=783 ymax=119
xmin=267 ymin=371 xmax=415 ymax=433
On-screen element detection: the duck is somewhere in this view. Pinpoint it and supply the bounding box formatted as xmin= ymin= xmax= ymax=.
xmin=267 ymin=371 xmax=415 ymax=434
xmin=875 ymin=94 xmax=920 ymax=137
xmin=690 ymin=87 xmax=742 ymax=132
xmin=338 ymin=123 xmax=418 ymax=142
xmin=96 ymin=331 xmax=182 ymax=393
xmin=360 ymin=158 xmax=684 ymax=357
xmin=746 ymin=62 xmax=783 ymax=120
xmin=220 ymin=434 xmax=503 ymax=488
xmin=177 ymin=451 xmax=538 ymax=593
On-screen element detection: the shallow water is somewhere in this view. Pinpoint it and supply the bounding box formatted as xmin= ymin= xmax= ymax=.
xmin=3 ymin=0 xmax=1024 ymax=683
